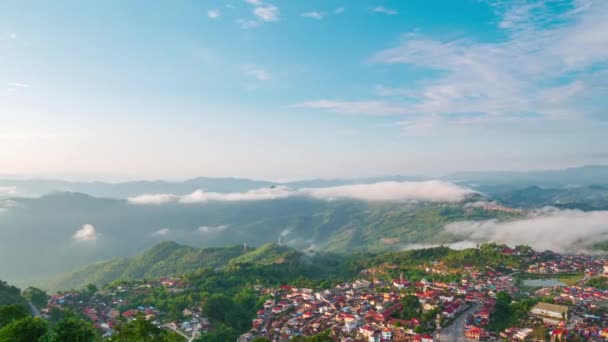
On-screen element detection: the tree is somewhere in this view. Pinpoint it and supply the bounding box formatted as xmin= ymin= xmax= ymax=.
xmin=0 ymin=316 xmax=49 ymax=342
xmin=23 ymin=287 xmax=50 ymax=309
xmin=400 ymin=295 xmax=421 ymax=319
xmin=0 ymin=304 xmax=29 ymax=328
xmin=48 ymin=312 xmax=97 ymax=342
xmin=110 ymin=314 xmax=181 ymax=342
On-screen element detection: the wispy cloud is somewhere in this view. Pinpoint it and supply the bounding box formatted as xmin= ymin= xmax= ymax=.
xmin=72 ymin=224 xmax=99 ymax=242
xmin=127 ymin=193 xmax=177 ymax=205
xmin=301 ymin=1 xmax=608 ymax=135
xmin=197 ymin=224 xmax=229 ymax=233
xmin=151 ymin=228 xmax=170 ymax=237
xmin=181 ymin=187 xmax=291 ymax=203
xmin=302 ymin=11 xmax=326 ymax=20
xmin=237 ymin=19 xmax=261 ymax=29
xmin=372 ymin=6 xmax=398 ymax=15
xmin=239 ymin=0 xmax=279 ymax=28
xmin=245 ymin=66 xmax=271 ymax=81
xmin=207 ymin=9 xmax=221 ymax=20
xmin=445 ymin=207 xmax=608 ymax=253
xmin=334 ymin=7 xmax=345 ymax=14
xmin=294 ymin=100 xmax=405 ymax=115
xmin=7 ymin=82 xmax=30 ymax=88
xmin=0 ymin=186 xmax=17 ymax=196
xmin=253 ymin=4 xmax=279 ymax=22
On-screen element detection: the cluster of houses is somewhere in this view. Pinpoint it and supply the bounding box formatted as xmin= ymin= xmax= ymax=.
xmin=42 ymin=277 xmax=208 ymax=339
xmin=526 ymin=254 xmax=606 ymax=276
xmin=238 ymin=269 xmax=524 ymax=342
xmin=240 ymin=248 xmax=608 ymax=342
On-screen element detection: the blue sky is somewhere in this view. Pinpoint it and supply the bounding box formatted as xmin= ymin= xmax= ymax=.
xmin=0 ymin=0 xmax=607 ymax=180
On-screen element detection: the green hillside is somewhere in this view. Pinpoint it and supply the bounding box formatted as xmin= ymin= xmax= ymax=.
xmin=48 ymin=242 xmax=248 ymax=291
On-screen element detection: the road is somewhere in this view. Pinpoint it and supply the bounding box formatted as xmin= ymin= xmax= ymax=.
xmin=161 ymin=324 xmax=198 ymax=342
xmin=437 ymin=302 xmax=481 ymax=342
xmin=28 ymin=301 xmax=41 ymax=317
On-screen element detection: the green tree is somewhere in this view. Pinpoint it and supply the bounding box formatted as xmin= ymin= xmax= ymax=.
xmin=110 ymin=314 xmax=179 ymax=342
xmin=400 ymin=295 xmax=422 ymax=319
xmin=48 ymin=312 xmax=97 ymax=342
xmin=0 ymin=304 xmax=29 ymax=328
xmin=0 ymin=316 xmax=49 ymax=342
xmin=23 ymin=287 xmax=50 ymax=309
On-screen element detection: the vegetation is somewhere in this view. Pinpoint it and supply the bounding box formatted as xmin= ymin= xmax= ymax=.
xmin=50 ymin=242 xmax=249 ymax=291
xmin=23 ymin=287 xmax=50 ymax=309
xmin=109 ymin=314 xmax=181 ymax=342
xmin=0 ymin=281 xmax=26 ymax=307
xmin=488 ymin=292 xmax=538 ymax=332
xmin=585 ymin=277 xmax=608 ymax=290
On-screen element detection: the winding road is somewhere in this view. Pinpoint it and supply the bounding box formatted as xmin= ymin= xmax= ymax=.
xmin=437 ymin=302 xmax=481 ymax=342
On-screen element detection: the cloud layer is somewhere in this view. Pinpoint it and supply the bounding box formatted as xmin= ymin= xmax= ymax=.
xmin=445 ymin=208 xmax=608 ymax=253
xmin=128 ymin=180 xmax=476 ymax=205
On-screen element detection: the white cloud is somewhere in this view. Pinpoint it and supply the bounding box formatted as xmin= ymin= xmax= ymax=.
xmin=445 ymin=208 xmax=608 ymax=253
xmin=253 ymin=4 xmax=279 ymax=22
xmin=0 ymin=186 xmax=17 ymax=196
xmin=151 ymin=228 xmax=170 ymax=237
xmin=302 ymin=11 xmax=325 ymax=20
xmin=72 ymin=224 xmax=99 ymax=242
xmin=301 ymin=1 xmax=608 ymax=135
xmin=180 ymin=186 xmax=292 ymax=203
xmin=208 ymin=9 xmax=221 ymax=19
xmin=245 ymin=0 xmax=262 ymax=5
xmin=7 ymin=82 xmax=30 ymax=88
xmin=301 ymin=181 xmax=476 ymax=202
xmin=197 ymin=224 xmax=229 ymax=233
xmin=294 ymin=100 xmax=406 ymax=115
xmin=372 ymin=6 xmax=398 ymax=15
xmin=335 ymin=7 xmax=345 ymax=14
xmin=237 ymin=19 xmax=261 ymax=29
xmin=246 ymin=66 xmax=271 ymax=81
xmin=129 ymin=181 xmax=476 ymax=205
xmin=128 ymin=193 xmax=178 ymax=205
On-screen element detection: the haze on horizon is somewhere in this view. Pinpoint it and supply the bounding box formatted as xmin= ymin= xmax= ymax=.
xmin=1 ymin=0 xmax=607 ymax=181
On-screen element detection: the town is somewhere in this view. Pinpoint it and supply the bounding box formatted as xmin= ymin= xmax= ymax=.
xmin=40 ymin=245 xmax=608 ymax=341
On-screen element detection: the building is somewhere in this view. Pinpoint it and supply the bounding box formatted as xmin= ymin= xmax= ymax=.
xmin=530 ymin=302 xmax=569 ymax=325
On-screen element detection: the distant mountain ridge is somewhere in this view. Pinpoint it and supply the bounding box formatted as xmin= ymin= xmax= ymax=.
xmin=448 ymin=165 xmax=608 ymax=187
xmin=2 ymin=165 xmax=607 ymax=198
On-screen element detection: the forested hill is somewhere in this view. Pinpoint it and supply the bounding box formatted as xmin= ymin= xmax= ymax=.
xmin=47 ymin=240 xmax=528 ymax=293
xmin=47 ymin=242 xmax=249 ymax=291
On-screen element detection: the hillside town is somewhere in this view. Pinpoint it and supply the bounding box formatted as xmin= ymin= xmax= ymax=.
xmin=35 ymin=246 xmax=608 ymax=342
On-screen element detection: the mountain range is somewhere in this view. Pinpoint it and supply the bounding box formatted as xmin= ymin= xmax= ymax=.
xmin=1 ymin=165 xmax=607 ymax=289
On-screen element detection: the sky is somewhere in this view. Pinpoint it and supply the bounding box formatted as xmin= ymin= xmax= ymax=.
xmin=0 ymin=0 xmax=607 ymax=181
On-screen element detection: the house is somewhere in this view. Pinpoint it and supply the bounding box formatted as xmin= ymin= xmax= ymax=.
xmin=344 ymin=320 xmax=357 ymax=333
xmin=393 ymin=278 xmax=409 ymax=290
xmin=369 ymin=333 xmax=381 ymax=342
xmin=513 ymin=328 xmax=532 ymax=340
xmin=381 ymin=328 xmax=393 ymax=340
xmin=530 ymin=302 xmax=569 ymax=325
xmin=465 ymin=327 xmax=487 ymax=340
xmin=359 ymin=325 xmax=376 ymax=339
